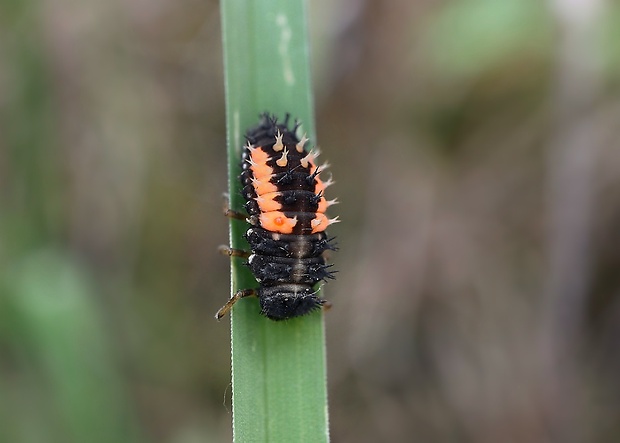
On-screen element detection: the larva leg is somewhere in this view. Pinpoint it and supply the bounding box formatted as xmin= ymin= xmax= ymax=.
xmin=222 ymin=193 xmax=246 ymax=220
xmin=218 ymin=245 xmax=251 ymax=258
xmin=321 ymin=300 xmax=333 ymax=312
xmin=215 ymin=288 xmax=257 ymax=320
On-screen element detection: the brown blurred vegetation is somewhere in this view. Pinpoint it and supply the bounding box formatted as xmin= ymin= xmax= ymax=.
xmin=2 ymin=0 xmax=620 ymax=442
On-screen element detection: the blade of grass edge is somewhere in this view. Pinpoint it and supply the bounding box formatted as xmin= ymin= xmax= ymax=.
xmin=220 ymin=0 xmax=329 ymax=442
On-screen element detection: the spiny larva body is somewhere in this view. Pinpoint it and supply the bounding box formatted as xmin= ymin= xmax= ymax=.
xmin=217 ymin=114 xmax=338 ymax=321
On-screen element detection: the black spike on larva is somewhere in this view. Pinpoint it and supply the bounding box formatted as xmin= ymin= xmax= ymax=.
xmin=310 ymin=191 xmax=323 ymax=205
xmin=306 ymin=167 xmax=321 ymax=185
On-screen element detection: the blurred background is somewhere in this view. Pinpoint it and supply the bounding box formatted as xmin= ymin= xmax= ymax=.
xmin=2 ymin=0 xmax=620 ymax=441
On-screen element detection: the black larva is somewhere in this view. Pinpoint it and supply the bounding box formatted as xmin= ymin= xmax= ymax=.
xmin=216 ymin=114 xmax=338 ymax=321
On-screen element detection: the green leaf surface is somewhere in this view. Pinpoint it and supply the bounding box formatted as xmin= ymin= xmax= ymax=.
xmin=220 ymin=0 xmax=329 ymax=442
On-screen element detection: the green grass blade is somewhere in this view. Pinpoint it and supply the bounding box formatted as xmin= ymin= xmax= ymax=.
xmin=220 ymin=0 xmax=329 ymax=441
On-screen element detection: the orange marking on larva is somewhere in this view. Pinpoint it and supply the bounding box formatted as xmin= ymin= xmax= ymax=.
xmin=256 ymin=192 xmax=282 ymax=212
xmin=317 ymin=196 xmax=328 ymax=213
xmin=251 ymin=177 xmax=278 ymax=196
xmin=314 ymin=176 xmax=334 ymax=196
xmin=315 ymin=192 xmax=337 ymax=213
xmin=310 ymin=214 xmax=340 ymax=233
xmin=314 ymin=178 xmax=325 ymax=195
xmin=310 ymin=214 xmax=329 ymax=233
xmin=250 ymin=148 xmax=274 ymax=179
xmin=260 ymin=211 xmax=297 ymax=234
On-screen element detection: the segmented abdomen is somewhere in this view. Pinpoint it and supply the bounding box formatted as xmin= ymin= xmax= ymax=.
xmin=240 ymin=114 xmax=337 ymax=291
xmin=241 ymin=116 xmax=337 ymax=236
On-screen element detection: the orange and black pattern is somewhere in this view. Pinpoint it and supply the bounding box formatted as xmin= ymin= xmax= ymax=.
xmin=240 ymin=114 xmax=338 ymax=320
